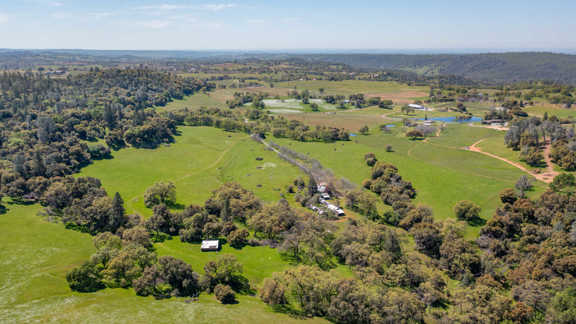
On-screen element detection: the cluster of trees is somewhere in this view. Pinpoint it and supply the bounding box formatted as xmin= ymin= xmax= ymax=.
xmin=259 ymin=170 xmax=576 ymax=323
xmin=226 ymin=92 xmax=267 ymax=109
xmin=505 ymin=115 xmax=576 ymax=169
xmin=182 ymin=107 xmax=349 ymax=142
xmin=259 ymin=215 xmax=506 ymax=323
xmin=358 ymin=160 xmax=417 ymax=224
xmin=34 ymin=176 xmax=133 ymax=234
xmin=475 ymin=176 xmax=576 ymax=322
xmin=141 ymin=182 xmax=331 ymax=270
xmin=512 ymin=81 xmax=575 ymax=107
xmin=67 ymin=231 xmax=247 ymax=303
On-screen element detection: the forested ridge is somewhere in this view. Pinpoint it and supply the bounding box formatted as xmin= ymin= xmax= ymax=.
xmin=300 ymin=52 xmax=576 ymax=84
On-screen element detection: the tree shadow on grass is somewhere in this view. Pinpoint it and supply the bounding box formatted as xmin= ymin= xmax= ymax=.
xmin=270 ymin=305 xmax=311 ymax=320
xmin=231 ymin=276 xmax=256 ymax=296
xmin=467 ymin=217 xmax=486 ymax=227
xmin=166 ymin=201 xmax=186 ymax=210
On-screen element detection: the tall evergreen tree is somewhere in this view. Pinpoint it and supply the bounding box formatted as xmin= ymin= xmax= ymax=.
xmin=110 ymin=192 xmax=126 ymax=231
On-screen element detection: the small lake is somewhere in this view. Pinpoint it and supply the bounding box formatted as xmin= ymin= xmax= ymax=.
xmin=416 ymin=116 xmax=482 ymax=123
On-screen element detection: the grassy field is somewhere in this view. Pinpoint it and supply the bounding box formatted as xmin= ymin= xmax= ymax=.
xmin=160 ymin=92 xmax=227 ymax=111
xmin=0 ymin=127 xmax=332 ymax=324
xmin=273 ymin=123 xmax=546 ymax=238
xmin=476 ymin=135 xmax=544 ymax=170
xmin=524 ymin=104 xmax=576 ymax=119
xmin=0 ymin=203 xmax=325 ymax=324
xmin=276 ymin=80 xmax=429 ymax=103
xmin=161 ymin=80 xmax=429 ymax=113
xmin=279 ymin=107 xmax=395 ymax=131
xmin=79 ymin=127 xmax=302 ymax=217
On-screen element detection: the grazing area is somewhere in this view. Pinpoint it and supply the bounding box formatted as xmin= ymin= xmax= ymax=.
xmin=274 ymin=123 xmax=546 ymax=238
xmin=1 ymin=49 xmax=576 ymax=324
xmin=79 ymin=127 xmax=302 ymax=216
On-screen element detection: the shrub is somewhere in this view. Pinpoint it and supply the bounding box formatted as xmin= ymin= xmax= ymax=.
xmin=406 ymin=129 xmax=424 ymax=140
xmin=228 ymin=229 xmax=250 ymax=248
xmin=453 ymin=200 xmax=481 ymax=222
xmin=66 ymin=262 xmax=105 ymax=292
xmin=214 ymin=284 xmax=236 ymax=304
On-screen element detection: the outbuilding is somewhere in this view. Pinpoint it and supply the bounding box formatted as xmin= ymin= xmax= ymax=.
xmin=408 ymin=104 xmax=427 ymax=110
xmin=201 ymin=240 xmax=220 ymax=252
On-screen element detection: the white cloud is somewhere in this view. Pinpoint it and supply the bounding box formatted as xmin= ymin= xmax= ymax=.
xmin=49 ymin=1 xmax=64 ymax=7
xmin=0 ymin=13 xmax=7 ymax=24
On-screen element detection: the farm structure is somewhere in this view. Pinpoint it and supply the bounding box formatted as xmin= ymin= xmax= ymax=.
xmin=201 ymin=240 xmax=220 ymax=252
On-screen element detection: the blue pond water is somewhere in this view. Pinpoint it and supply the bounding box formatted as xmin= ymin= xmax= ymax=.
xmin=416 ymin=116 xmax=482 ymax=123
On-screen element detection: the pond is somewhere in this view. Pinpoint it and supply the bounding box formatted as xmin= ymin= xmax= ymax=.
xmin=416 ymin=116 xmax=482 ymax=123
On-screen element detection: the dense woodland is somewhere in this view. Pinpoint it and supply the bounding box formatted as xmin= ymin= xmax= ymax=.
xmin=0 ymin=69 xmax=209 ymax=205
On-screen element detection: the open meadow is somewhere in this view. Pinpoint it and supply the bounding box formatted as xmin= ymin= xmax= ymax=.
xmin=273 ymin=122 xmax=546 ymax=238
xmin=79 ymin=127 xmax=302 ymax=217
xmin=0 ymin=127 xmax=332 ymax=324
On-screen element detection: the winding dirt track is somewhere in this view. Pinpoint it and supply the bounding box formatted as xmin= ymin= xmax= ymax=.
xmin=467 ymin=139 xmax=558 ymax=183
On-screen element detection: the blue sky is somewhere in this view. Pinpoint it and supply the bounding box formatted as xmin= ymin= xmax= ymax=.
xmin=0 ymin=0 xmax=575 ymax=50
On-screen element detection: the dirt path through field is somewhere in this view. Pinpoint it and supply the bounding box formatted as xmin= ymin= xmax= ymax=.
xmin=466 ymin=139 xmax=558 ymax=183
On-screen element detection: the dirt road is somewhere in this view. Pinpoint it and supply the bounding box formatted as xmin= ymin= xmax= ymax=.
xmin=467 ymin=139 xmax=558 ymax=183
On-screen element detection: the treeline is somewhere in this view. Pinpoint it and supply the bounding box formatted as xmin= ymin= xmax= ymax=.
xmin=182 ymin=107 xmax=349 ymax=142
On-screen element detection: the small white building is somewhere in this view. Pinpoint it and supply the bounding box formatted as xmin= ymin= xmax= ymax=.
xmin=408 ymin=104 xmax=427 ymax=110
xmin=201 ymin=240 xmax=220 ymax=252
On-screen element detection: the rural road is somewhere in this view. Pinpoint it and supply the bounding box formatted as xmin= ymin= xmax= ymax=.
xmin=467 ymin=139 xmax=558 ymax=183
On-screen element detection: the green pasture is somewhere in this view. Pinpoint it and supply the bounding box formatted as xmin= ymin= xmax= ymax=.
xmin=276 ymin=80 xmax=429 ymax=97
xmin=524 ymin=104 xmax=576 ymax=119
xmin=274 ymin=123 xmax=546 ymax=239
xmin=160 ymin=92 xmax=226 ymax=111
xmin=0 ymin=128 xmax=329 ymax=323
xmin=79 ymin=127 xmax=302 ymax=217
xmin=0 ymin=203 xmax=323 ymax=324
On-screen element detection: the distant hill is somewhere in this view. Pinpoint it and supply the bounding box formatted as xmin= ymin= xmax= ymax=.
xmin=297 ymin=52 xmax=576 ymax=84
xmin=2 ymin=49 xmax=575 ymax=84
